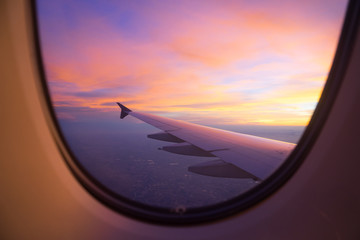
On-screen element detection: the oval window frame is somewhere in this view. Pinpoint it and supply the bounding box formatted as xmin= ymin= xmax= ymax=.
xmin=30 ymin=0 xmax=360 ymax=225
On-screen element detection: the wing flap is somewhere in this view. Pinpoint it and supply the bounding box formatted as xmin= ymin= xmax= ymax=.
xmin=147 ymin=132 xmax=184 ymax=143
xmin=188 ymin=159 xmax=257 ymax=179
xmin=161 ymin=143 xmax=215 ymax=157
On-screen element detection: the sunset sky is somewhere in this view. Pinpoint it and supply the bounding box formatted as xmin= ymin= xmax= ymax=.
xmin=37 ymin=0 xmax=347 ymax=126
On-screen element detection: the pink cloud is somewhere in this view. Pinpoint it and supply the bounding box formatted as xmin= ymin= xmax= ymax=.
xmin=39 ymin=0 xmax=347 ymax=125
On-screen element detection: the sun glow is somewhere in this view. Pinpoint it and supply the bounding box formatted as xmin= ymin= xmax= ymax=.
xmin=38 ymin=0 xmax=346 ymax=126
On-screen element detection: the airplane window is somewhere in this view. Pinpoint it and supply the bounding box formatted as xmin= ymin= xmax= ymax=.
xmin=34 ymin=0 xmax=348 ymax=223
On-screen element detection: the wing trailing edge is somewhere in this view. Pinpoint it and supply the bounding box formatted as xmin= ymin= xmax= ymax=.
xmin=188 ymin=160 xmax=258 ymax=180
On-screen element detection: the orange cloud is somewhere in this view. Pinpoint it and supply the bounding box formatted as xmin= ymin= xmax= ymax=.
xmin=39 ymin=0 xmax=347 ymax=126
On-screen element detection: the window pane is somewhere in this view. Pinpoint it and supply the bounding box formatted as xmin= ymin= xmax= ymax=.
xmin=36 ymin=0 xmax=347 ymax=211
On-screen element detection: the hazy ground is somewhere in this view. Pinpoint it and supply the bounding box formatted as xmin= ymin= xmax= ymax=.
xmin=59 ymin=116 xmax=305 ymax=210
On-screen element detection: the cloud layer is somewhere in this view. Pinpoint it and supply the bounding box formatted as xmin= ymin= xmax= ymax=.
xmin=38 ymin=0 xmax=347 ymax=125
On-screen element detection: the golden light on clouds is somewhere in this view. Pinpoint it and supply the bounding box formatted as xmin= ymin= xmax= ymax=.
xmin=38 ymin=0 xmax=347 ymax=126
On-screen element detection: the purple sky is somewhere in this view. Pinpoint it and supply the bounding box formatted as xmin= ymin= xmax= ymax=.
xmin=38 ymin=0 xmax=347 ymax=126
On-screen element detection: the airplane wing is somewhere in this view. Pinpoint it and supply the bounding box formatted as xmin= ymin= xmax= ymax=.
xmin=117 ymin=103 xmax=295 ymax=181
